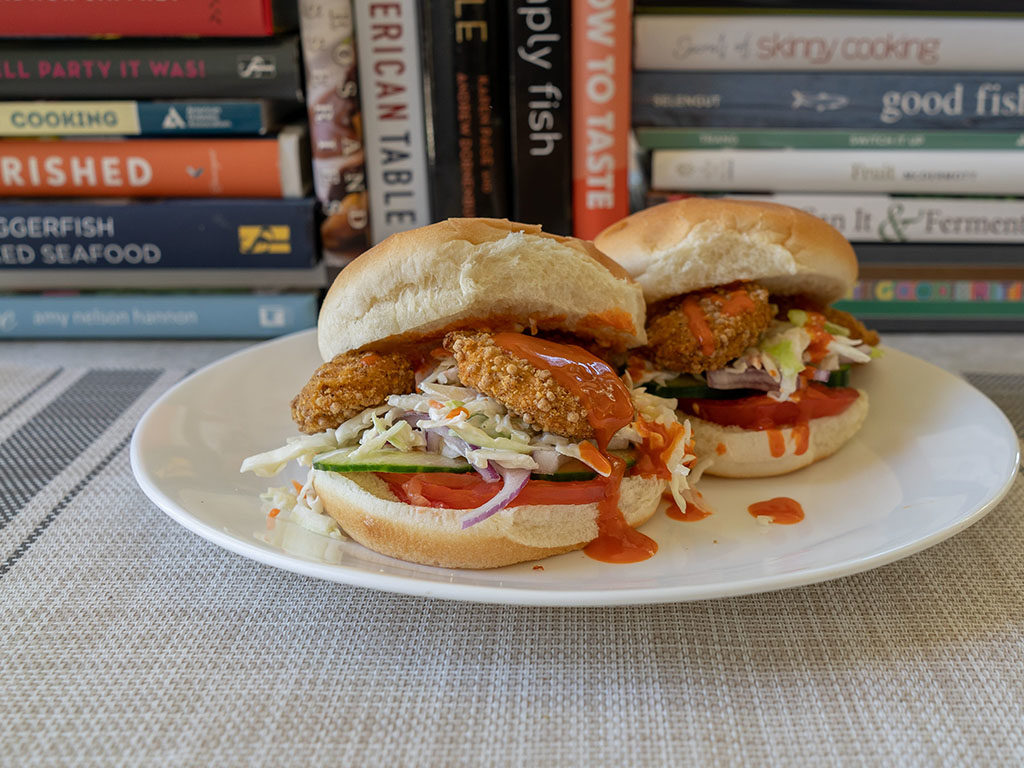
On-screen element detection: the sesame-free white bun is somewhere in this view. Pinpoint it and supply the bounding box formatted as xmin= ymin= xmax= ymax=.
xmin=595 ymin=197 xmax=858 ymax=304
xmin=318 ymin=218 xmax=647 ymax=361
xmin=690 ymin=389 xmax=869 ymax=478
xmin=312 ymin=470 xmax=665 ymax=569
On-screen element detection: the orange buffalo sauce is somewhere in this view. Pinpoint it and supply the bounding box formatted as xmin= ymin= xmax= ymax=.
xmin=766 ymin=429 xmax=786 ymax=458
xmin=681 ymin=296 xmax=716 ymax=356
xmin=792 ymin=422 xmax=810 ymax=456
xmin=748 ymin=497 xmax=804 ymax=525
xmin=492 ymin=333 xmax=657 ymax=563
xmin=803 ymin=311 xmax=833 ymax=364
xmin=664 ymin=491 xmax=711 ymax=522
xmin=720 ymin=286 xmax=755 ymax=316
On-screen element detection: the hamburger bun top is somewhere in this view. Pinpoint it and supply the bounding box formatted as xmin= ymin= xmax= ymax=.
xmin=318 ymin=218 xmax=647 ymax=361
xmin=594 ymin=198 xmax=858 ymax=304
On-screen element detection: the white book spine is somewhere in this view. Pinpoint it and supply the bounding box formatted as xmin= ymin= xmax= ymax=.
xmin=729 ymin=193 xmax=1024 ymax=241
xmin=634 ymin=15 xmax=1024 ymax=72
xmin=650 ymin=149 xmax=1024 ymax=196
xmin=726 ymin=194 xmax=1024 ymax=243
xmin=354 ymin=0 xmax=431 ymax=244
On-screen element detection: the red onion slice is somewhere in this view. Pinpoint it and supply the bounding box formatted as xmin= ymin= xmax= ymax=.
xmin=706 ymin=367 xmax=779 ymax=392
xmin=459 ymin=466 xmax=531 ymax=529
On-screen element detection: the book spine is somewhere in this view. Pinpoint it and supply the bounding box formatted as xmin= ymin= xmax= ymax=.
xmin=0 ymin=38 xmax=304 ymax=101
xmin=0 ymin=101 xmax=284 ymax=137
xmin=649 ymin=149 xmax=1024 ymax=195
xmin=423 ymin=0 xmax=463 ymax=220
xmin=572 ymin=0 xmax=631 ymax=240
xmin=0 ymin=199 xmax=317 ymax=270
xmin=355 ymin=0 xmax=432 ymax=243
xmin=457 ymin=0 xmax=511 ymax=217
xmin=632 ymin=71 xmax=1024 ymax=129
xmin=634 ymin=14 xmax=1024 ymax=71
xmin=852 ymin=243 xmax=1024 ymax=266
xmin=849 ymin=279 xmax=1024 ymax=305
xmin=0 ymin=0 xmax=279 ymax=37
xmin=0 ymin=292 xmax=319 ymax=339
xmin=0 ymin=129 xmax=308 ymax=198
xmin=645 ymin=193 xmax=1024 ymax=243
xmin=508 ymin=0 xmax=573 ymax=234
xmin=298 ymin=0 xmax=369 ymax=267
xmin=4 ymin=266 xmax=327 ymax=291
xmin=635 ymin=127 xmax=1024 ymax=151
xmin=425 ymin=0 xmax=510 ymax=218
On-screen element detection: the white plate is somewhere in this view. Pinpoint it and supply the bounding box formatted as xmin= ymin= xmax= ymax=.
xmin=131 ymin=329 xmax=1020 ymax=606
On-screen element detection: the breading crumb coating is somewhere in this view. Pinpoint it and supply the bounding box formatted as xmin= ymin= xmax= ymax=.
xmin=444 ymin=331 xmax=596 ymax=440
xmin=645 ymin=282 xmax=775 ymax=374
xmin=290 ymin=350 xmax=415 ymax=434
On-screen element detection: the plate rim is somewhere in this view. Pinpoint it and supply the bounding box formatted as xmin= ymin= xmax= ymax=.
xmin=130 ymin=330 xmax=1021 ymax=606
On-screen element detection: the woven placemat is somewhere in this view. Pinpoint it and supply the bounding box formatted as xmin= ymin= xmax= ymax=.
xmin=1 ymin=360 xmax=1022 ymax=767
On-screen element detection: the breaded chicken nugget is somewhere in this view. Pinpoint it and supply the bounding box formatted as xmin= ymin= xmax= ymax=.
xmin=291 ymin=350 xmax=415 ymax=434
xmin=645 ymin=282 xmax=775 ymax=374
xmin=443 ymin=331 xmax=595 ymax=440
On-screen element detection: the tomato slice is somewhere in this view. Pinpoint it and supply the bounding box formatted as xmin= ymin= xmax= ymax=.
xmin=679 ymin=382 xmax=859 ymax=430
xmin=379 ymin=472 xmax=610 ymax=510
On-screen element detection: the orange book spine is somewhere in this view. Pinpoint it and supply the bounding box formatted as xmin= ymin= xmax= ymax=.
xmin=571 ymin=0 xmax=632 ymax=240
xmin=0 ymin=136 xmax=297 ymax=198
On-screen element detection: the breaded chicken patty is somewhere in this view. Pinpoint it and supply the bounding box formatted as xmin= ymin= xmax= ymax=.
xmin=291 ymin=350 xmax=415 ymax=434
xmin=773 ymin=295 xmax=881 ymax=347
xmin=443 ymin=331 xmax=596 ymax=440
xmin=645 ymin=282 xmax=775 ymax=374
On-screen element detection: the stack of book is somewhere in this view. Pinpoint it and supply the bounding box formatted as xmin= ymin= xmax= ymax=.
xmin=350 ymin=0 xmax=632 ymax=243
xmin=0 ymin=0 xmax=323 ymax=339
xmin=632 ymin=0 xmax=1024 ymax=331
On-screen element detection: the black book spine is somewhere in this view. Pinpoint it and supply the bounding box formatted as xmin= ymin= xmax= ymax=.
xmin=508 ymin=0 xmax=572 ymax=234
xmin=426 ymin=0 xmax=510 ymax=219
xmin=424 ymin=0 xmax=463 ymax=220
xmin=0 ymin=37 xmax=303 ymax=101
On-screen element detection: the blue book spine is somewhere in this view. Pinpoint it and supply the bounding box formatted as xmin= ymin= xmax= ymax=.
xmin=0 ymin=101 xmax=285 ymax=137
xmin=0 ymin=199 xmax=318 ymax=270
xmin=633 ymin=71 xmax=1024 ymax=129
xmin=0 ymin=293 xmax=319 ymax=339
xmin=135 ymin=102 xmax=280 ymax=135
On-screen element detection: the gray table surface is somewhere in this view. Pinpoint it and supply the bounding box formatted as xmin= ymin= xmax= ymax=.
xmin=2 ymin=334 xmax=1023 ymax=767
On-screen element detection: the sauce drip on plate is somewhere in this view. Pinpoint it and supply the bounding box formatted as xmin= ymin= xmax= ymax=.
xmin=748 ymin=497 xmax=804 ymax=525
xmin=492 ymin=333 xmax=657 ymax=563
xmin=665 ymin=492 xmax=711 ymax=522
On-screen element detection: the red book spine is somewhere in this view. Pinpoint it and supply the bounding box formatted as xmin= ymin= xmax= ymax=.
xmin=571 ymin=0 xmax=632 ymax=240
xmin=0 ymin=133 xmax=305 ymax=198
xmin=1 ymin=0 xmax=276 ymax=37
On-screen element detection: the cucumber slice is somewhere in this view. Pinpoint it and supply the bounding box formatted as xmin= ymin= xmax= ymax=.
xmin=531 ymin=450 xmax=637 ymax=482
xmin=313 ymin=447 xmax=473 ymax=474
xmin=314 ymin=447 xmax=638 ymax=482
xmin=644 ymin=375 xmax=760 ymax=400
xmin=827 ymin=365 xmax=851 ymax=387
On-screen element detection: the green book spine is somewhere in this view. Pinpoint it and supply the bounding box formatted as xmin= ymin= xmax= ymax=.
xmin=634 ymin=127 xmax=1024 ymax=151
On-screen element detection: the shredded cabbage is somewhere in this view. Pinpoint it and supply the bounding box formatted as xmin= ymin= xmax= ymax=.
xmin=241 ymin=349 xmax=702 ymax=531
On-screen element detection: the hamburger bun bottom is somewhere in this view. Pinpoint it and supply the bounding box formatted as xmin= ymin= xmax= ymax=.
xmin=690 ymin=389 xmax=869 ymax=478
xmin=312 ymin=470 xmax=666 ymax=569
